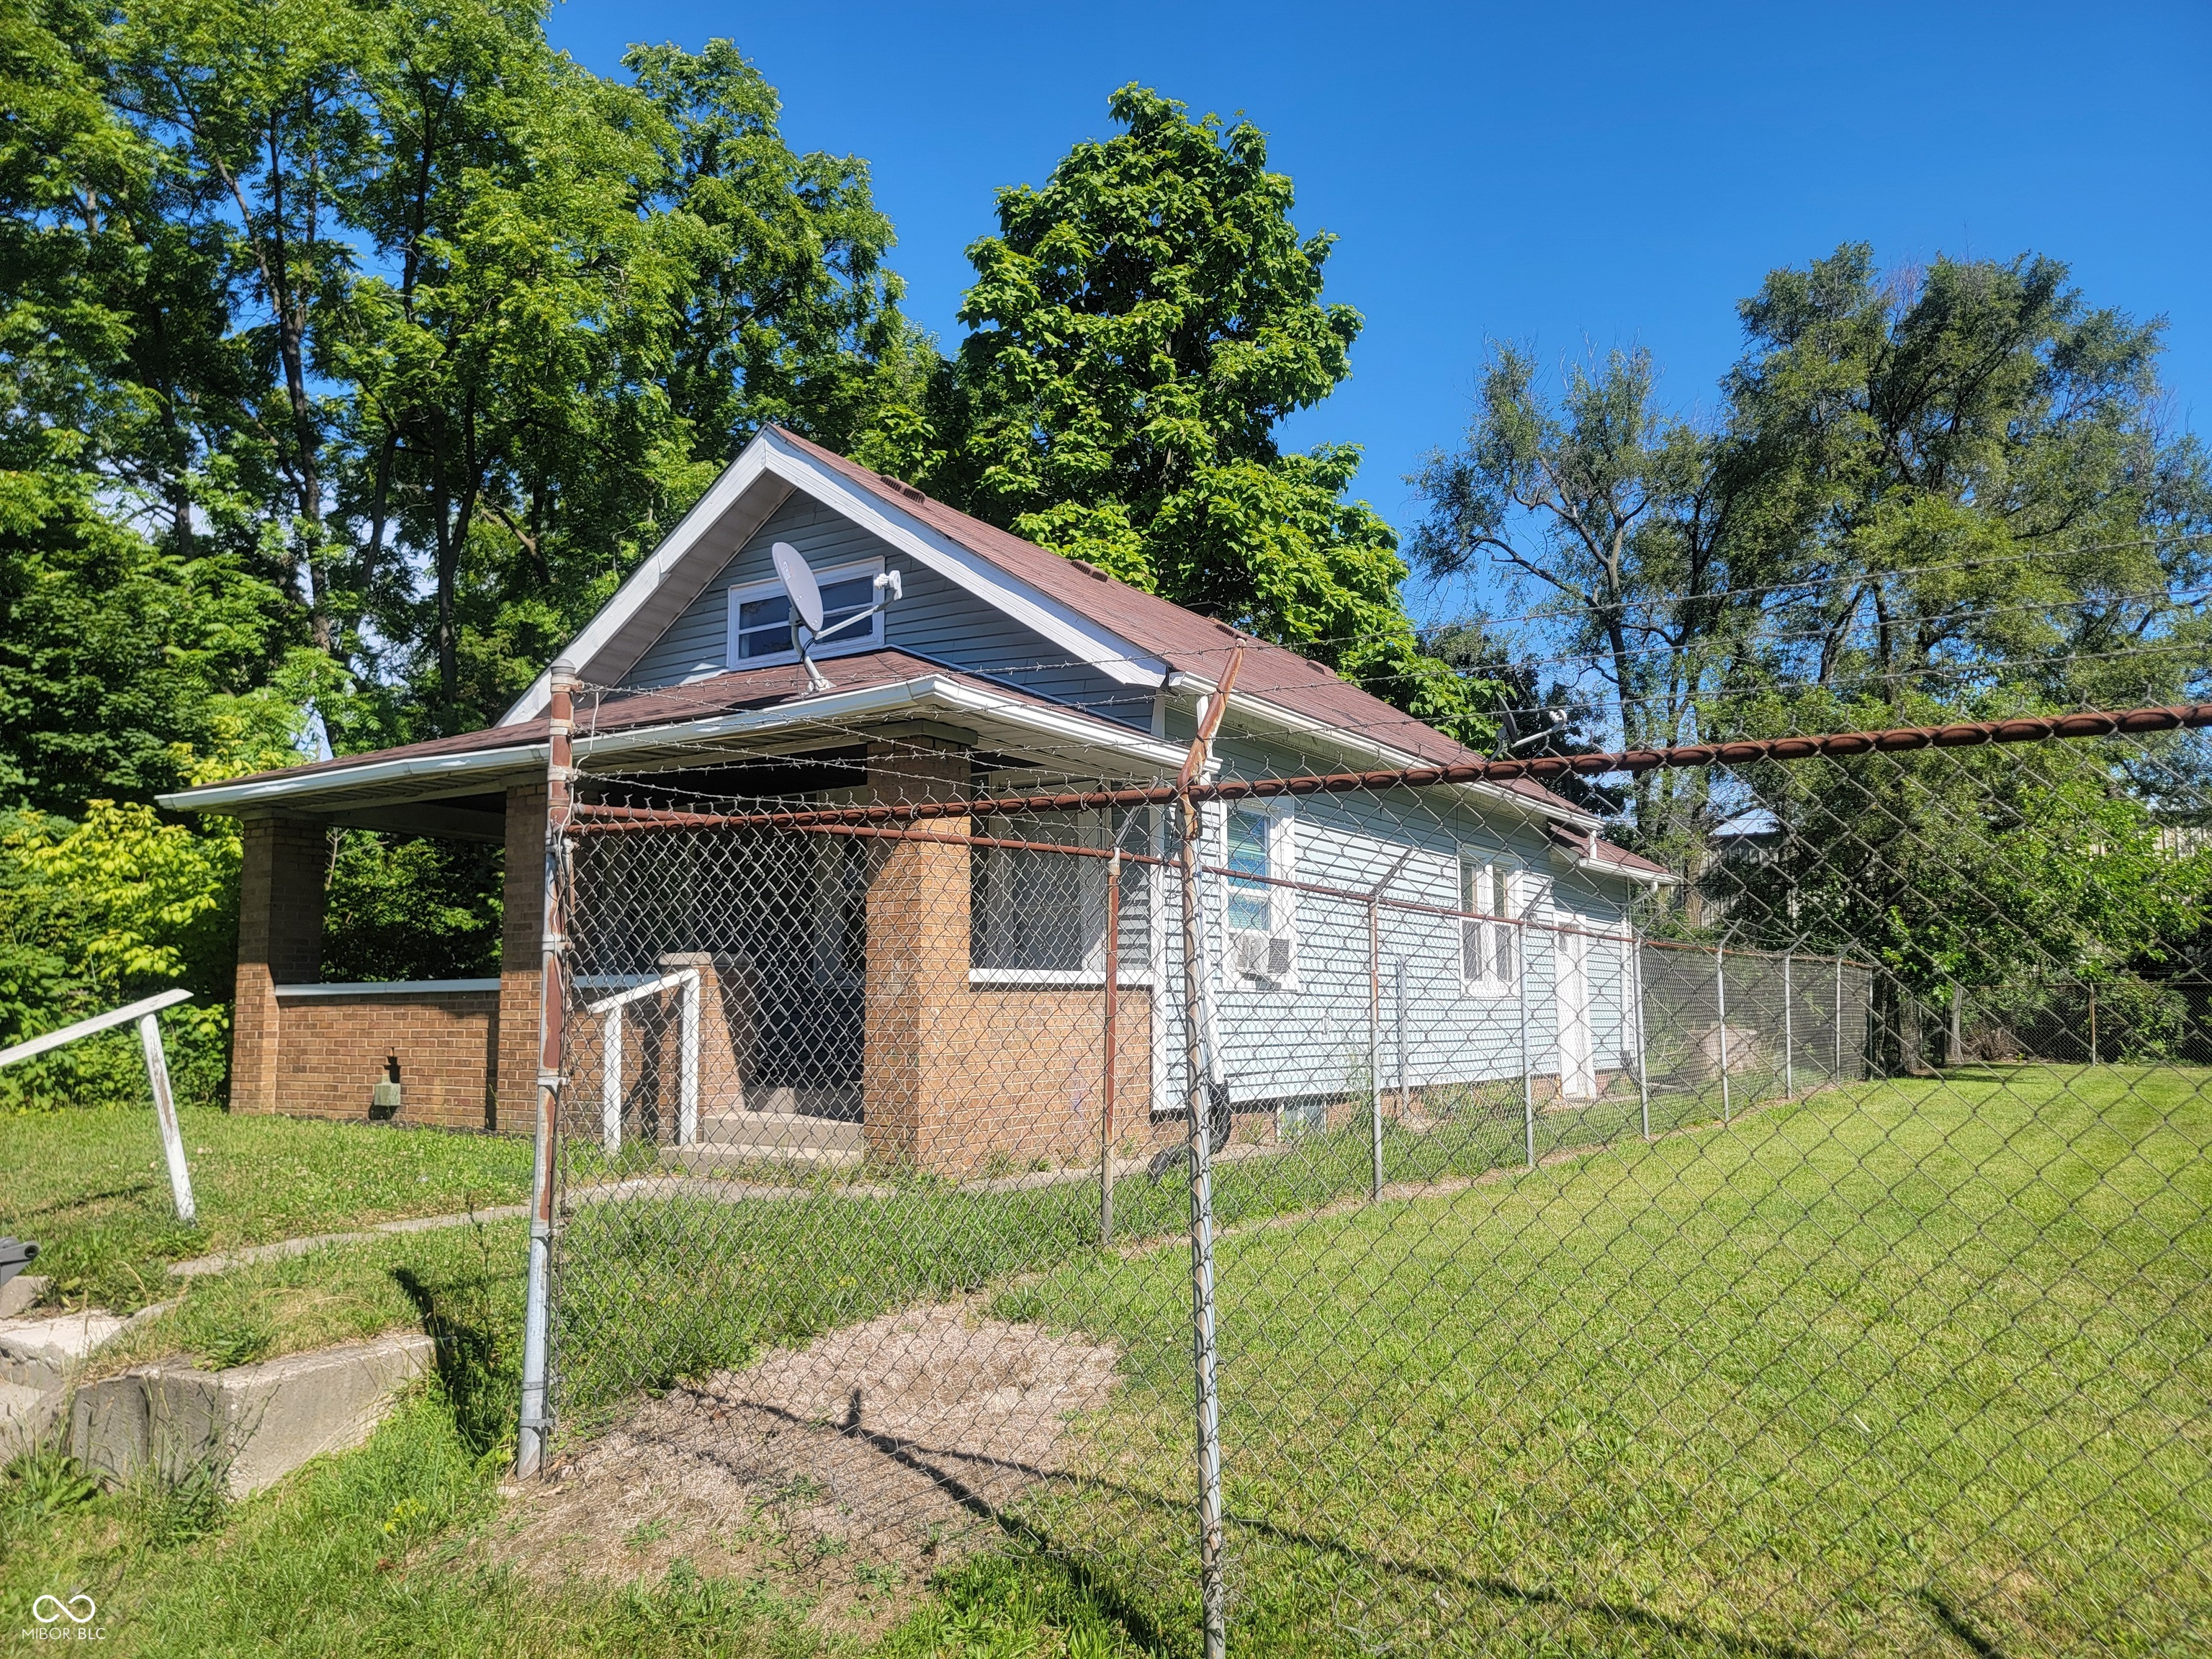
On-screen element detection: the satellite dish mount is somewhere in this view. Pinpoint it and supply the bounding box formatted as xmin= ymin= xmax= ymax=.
xmin=770 ymin=541 xmax=902 ymax=693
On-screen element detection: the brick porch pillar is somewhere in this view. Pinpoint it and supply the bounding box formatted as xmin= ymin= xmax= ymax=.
xmin=493 ymin=783 xmax=549 ymax=1132
xmin=230 ymin=815 xmax=327 ymax=1113
xmin=861 ymin=742 xmax=972 ymax=1169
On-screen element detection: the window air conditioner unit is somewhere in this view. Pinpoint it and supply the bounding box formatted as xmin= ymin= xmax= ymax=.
xmin=1234 ymin=933 xmax=1293 ymax=981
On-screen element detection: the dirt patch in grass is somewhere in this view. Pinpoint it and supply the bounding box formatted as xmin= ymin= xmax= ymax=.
xmin=494 ymin=1304 xmax=1119 ymax=1631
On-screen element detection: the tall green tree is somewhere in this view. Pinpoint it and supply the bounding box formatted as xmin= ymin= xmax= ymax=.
xmin=1410 ymin=248 xmax=2211 ymax=841
xmin=335 ymin=3 xmax=697 ymax=724
xmin=1 ymin=0 xmax=300 ymax=817
xmin=629 ymin=40 xmax=927 ymax=463
xmin=870 ymin=85 xmax=1495 ymax=741
xmin=1 ymin=7 xmax=932 ymax=1051
xmin=1404 ymin=344 xmax=1804 ymax=890
xmin=1727 ymin=246 xmax=2211 ymax=714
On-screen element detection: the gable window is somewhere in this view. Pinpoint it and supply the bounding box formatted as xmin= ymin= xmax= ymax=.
xmin=726 ymin=557 xmax=884 ymax=667
xmin=1224 ymin=803 xmax=1296 ymax=986
xmin=1460 ymin=853 xmax=1520 ymax=992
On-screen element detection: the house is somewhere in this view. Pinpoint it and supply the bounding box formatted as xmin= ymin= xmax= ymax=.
xmin=160 ymin=427 xmax=1672 ymax=1173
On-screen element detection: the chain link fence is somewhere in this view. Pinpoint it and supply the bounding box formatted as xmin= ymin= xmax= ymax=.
xmin=533 ymin=699 xmax=2210 ymax=1657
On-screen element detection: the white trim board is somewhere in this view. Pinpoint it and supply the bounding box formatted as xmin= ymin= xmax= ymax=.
xmin=159 ymin=743 xmax=549 ymax=814
xmin=275 ymin=979 xmax=501 ymax=997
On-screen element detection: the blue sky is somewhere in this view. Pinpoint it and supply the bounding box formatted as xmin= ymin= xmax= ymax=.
xmin=549 ymin=0 xmax=2210 ymax=572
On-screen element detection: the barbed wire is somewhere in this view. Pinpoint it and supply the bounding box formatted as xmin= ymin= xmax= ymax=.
xmin=537 ymin=691 xmax=2212 ymax=1655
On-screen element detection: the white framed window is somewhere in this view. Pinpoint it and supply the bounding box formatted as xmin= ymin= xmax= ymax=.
xmin=1460 ymin=852 xmax=1521 ymax=993
xmin=1223 ymin=801 xmax=1297 ymax=987
xmin=725 ymin=556 xmax=885 ymax=667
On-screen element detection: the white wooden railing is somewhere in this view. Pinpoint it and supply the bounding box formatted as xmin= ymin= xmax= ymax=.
xmin=0 ymin=988 xmax=197 ymax=1223
xmin=588 ymin=969 xmax=700 ymax=1155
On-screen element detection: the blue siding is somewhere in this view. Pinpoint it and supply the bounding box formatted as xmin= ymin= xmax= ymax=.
xmin=621 ymin=493 xmax=1149 ymax=730
xmin=1173 ymin=735 xmax=1642 ymax=1108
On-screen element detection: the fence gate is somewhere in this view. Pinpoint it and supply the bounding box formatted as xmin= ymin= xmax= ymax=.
xmin=540 ymin=708 xmax=2211 ymax=1657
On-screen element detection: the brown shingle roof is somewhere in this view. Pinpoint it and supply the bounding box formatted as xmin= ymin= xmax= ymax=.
xmin=174 ymin=433 xmax=1601 ymax=832
xmin=771 ymin=428 xmax=1592 ymax=822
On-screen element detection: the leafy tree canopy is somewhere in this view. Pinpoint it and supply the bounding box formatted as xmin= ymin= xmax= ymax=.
xmin=868 ymin=86 xmax=1498 ymax=742
xmin=0 ymin=3 xmax=927 ymax=1046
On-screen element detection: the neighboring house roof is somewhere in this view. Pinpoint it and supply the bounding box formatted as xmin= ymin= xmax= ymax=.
xmin=161 ymin=428 xmax=1609 ymax=838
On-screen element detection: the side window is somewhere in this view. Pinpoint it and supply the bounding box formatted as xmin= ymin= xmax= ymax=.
xmin=1460 ymin=853 xmax=1521 ymax=992
xmin=1225 ymin=804 xmax=1296 ymax=986
xmin=1226 ymin=806 xmax=1273 ymax=931
xmin=970 ymin=809 xmax=1142 ymax=981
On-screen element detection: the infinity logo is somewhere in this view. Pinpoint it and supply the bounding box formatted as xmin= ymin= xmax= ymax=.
xmin=32 ymin=1593 xmax=96 ymax=1624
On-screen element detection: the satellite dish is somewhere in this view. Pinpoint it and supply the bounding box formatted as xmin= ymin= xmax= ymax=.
xmin=770 ymin=541 xmax=824 ymax=633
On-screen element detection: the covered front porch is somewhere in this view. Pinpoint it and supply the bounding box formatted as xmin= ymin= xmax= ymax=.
xmin=171 ymin=655 xmax=1190 ymax=1174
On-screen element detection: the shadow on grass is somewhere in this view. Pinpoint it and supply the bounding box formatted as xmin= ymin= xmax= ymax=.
xmin=392 ymin=1238 xmax=514 ymax=1457
xmin=1924 ymin=1589 xmax=2007 ymax=1658
xmin=728 ymin=1393 xmax=1817 ymax=1659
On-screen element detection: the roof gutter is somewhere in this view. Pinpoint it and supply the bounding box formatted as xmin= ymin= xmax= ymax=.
xmin=161 ymin=673 xmax=1186 ymax=816
xmin=158 ymin=742 xmax=551 ymax=814
xmin=1574 ymin=849 xmax=1678 ymax=888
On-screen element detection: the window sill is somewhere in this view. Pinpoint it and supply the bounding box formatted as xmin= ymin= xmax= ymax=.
xmin=969 ymin=968 xmax=1156 ymax=989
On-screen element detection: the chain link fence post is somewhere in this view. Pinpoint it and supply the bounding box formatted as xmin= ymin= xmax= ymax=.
xmin=516 ymin=655 xmax=575 ymax=1479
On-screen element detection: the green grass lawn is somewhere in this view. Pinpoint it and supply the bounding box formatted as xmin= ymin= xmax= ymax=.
xmin=6 ymin=1065 xmax=2206 ymax=1656
xmin=992 ymin=1063 xmax=2212 ymax=1656
xmin=550 ymin=1063 xmax=1764 ymax=1425
xmin=0 ymin=1104 xmax=535 ymax=1312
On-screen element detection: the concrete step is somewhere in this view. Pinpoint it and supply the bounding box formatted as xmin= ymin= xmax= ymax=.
xmin=727 ymin=1084 xmax=863 ymax=1120
xmin=1 ymin=1300 xmax=179 ymax=1456
xmin=667 ymin=1112 xmax=868 ymax=1170
xmin=0 ymin=1310 xmax=129 ymax=1392
xmin=71 ymin=1331 xmax=433 ymax=1496
xmin=0 ymin=1377 xmax=60 ymax=1454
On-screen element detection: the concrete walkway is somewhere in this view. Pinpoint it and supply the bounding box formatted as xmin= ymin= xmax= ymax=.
xmin=159 ymin=1138 xmax=1303 ymax=1279
xmin=165 ymin=1204 xmax=532 ymax=1277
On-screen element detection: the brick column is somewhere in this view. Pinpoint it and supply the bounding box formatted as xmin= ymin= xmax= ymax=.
xmin=230 ymin=816 xmax=327 ymax=1113
xmin=493 ymin=782 xmax=549 ymax=1132
xmin=861 ymin=743 xmax=973 ymax=1169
